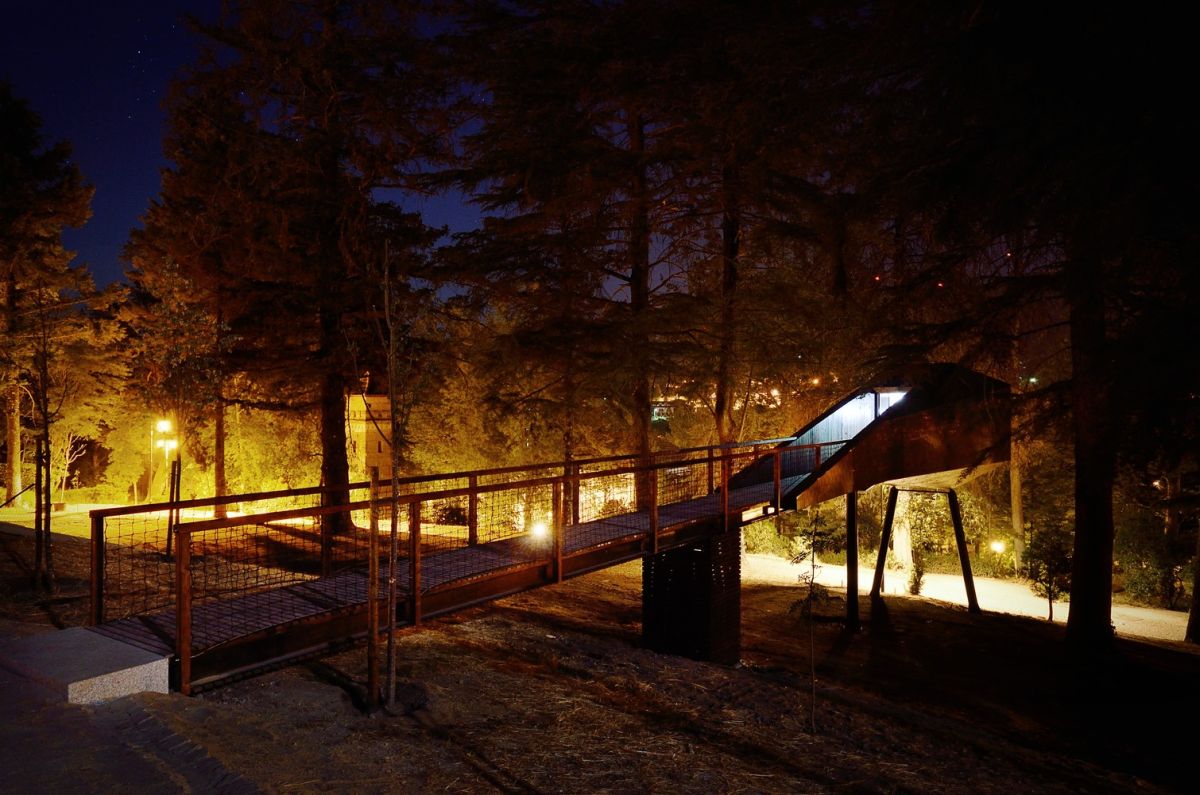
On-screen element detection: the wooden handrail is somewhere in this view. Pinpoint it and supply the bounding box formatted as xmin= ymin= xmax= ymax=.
xmin=90 ymin=434 xmax=809 ymax=522
xmin=175 ymin=442 xmax=828 ymax=536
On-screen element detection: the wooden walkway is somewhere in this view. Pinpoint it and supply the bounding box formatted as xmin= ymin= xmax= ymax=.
xmin=90 ymin=475 xmax=802 ymax=680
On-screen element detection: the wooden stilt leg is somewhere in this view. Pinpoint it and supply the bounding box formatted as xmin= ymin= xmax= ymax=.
xmin=846 ymin=492 xmax=860 ymax=630
xmin=948 ymin=489 xmax=981 ymax=614
xmin=871 ymin=486 xmax=898 ymax=601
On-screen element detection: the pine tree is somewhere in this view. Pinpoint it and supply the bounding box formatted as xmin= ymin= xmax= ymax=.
xmin=129 ymin=1 xmax=441 ymax=518
xmin=0 ymin=83 xmax=96 ymax=588
xmin=649 ymin=2 xmax=862 ymax=444
xmin=443 ymin=1 xmax=681 ymax=471
xmin=124 ymin=73 xmax=264 ymax=509
xmin=1 ymin=83 xmax=93 ymax=510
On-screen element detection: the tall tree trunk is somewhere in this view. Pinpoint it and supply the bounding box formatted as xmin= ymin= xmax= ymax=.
xmin=5 ymin=384 xmax=20 ymax=505
xmin=714 ymin=163 xmax=740 ymax=446
xmin=1160 ymin=476 xmax=1181 ymax=607
xmin=316 ymin=131 xmax=351 ymax=536
xmin=213 ymin=399 xmax=228 ymax=520
xmin=319 ymin=369 xmax=350 ymax=535
xmin=1186 ymin=525 xmax=1200 ymax=643
xmin=213 ymin=296 xmax=228 ymax=519
xmin=1009 ymin=442 xmax=1026 ymax=570
xmin=561 ymin=352 xmax=577 ymax=463
xmin=1065 ymin=254 xmax=1115 ymax=648
xmin=33 ymin=432 xmax=43 ymax=587
xmin=5 ymin=269 xmax=21 ymax=506
xmin=627 ymin=111 xmax=653 ymax=508
xmin=40 ymin=422 xmax=54 ymax=590
xmin=1007 ymin=265 xmax=1027 ymax=572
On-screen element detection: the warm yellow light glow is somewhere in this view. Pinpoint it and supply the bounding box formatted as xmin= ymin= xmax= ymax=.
xmin=155 ymin=419 xmax=172 ymax=433
xmin=810 ymin=377 xmax=821 ymax=386
xmin=530 ymin=521 xmax=549 ymax=539
xmin=989 ymin=540 xmax=1006 ymax=554
xmin=156 ymin=439 xmax=178 ymax=451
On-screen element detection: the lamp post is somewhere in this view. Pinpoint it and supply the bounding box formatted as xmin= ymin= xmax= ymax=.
xmin=155 ymin=438 xmax=177 ymax=499
xmin=150 ymin=418 xmax=172 ymax=502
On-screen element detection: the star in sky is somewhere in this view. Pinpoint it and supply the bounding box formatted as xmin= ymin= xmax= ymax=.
xmin=0 ymin=1 xmax=215 ymax=286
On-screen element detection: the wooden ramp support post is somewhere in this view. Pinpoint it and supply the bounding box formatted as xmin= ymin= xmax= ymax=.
xmin=870 ymin=487 xmax=900 ymax=607
xmin=846 ymin=492 xmax=860 ymax=631
xmin=467 ymin=474 xmax=479 ymax=546
xmin=642 ymin=528 xmax=741 ymax=665
xmin=175 ymin=526 xmax=193 ymax=695
xmin=948 ymin=489 xmax=982 ymax=614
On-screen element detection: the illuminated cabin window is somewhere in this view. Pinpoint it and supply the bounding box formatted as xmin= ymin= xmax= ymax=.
xmin=794 ymin=388 xmax=909 ymax=447
xmin=876 ymin=389 xmax=906 ymax=414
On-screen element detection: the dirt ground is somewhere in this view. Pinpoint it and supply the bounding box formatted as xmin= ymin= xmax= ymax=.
xmin=3 ymin=530 xmax=1199 ymax=793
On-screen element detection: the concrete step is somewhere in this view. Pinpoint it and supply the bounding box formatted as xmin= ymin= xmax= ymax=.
xmin=0 ymin=627 xmax=169 ymax=704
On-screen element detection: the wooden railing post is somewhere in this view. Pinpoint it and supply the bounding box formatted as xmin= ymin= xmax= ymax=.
xmin=467 ymin=474 xmax=479 ymax=546
xmin=367 ymin=468 xmax=380 ymax=709
xmin=571 ymin=464 xmax=581 ymax=526
xmin=552 ymin=480 xmax=564 ymax=582
xmin=813 ymin=444 xmax=822 ymax=471
xmin=648 ymin=463 xmax=659 ymax=554
xmin=720 ymin=449 xmax=731 ymax=532
xmin=707 ymin=447 xmax=715 ymax=494
xmin=560 ymin=463 xmax=580 ymax=527
xmin=89 ymin=513 xmax=105 ymax=625
xmin=773 ymin=450 xmax=782 ymax=533
xmin=176 ymin=527 xmax=193 ymax=695
xmin=410 ymin=501 xmax=422 ymax=626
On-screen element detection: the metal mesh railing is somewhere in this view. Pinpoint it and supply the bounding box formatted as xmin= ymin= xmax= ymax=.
xmin=96 ymin=511 xmax=175 ymax=620
xmin=92 ymin=484 xmax=358 ymax=622
xmin=418 ymin=480 xmax=555 ymax=592
xmin=93 ymin=435 xmax=856 ymax=668
xmin=180 ymin=505 xmax=391 ymax=650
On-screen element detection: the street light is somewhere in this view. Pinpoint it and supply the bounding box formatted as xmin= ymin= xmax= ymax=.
xmin=156 ymin=437 xmax=178 ymax=466
xmin=149 ymin=418 xmax=173 ymax=502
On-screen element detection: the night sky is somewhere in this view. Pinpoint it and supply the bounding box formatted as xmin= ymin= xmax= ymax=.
xmin=1 ymin=1 xmax=475 ymax=288
xmin=1 ymin=1 xmax=218 ymax=286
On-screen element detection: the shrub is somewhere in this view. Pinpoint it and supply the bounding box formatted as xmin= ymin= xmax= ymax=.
xmin=1026 ymin=524 xmax=1073 ymax=620
xmin=433 ymin=502 xmax=468 ymax=526
xmin=744 ymin=520 xmax=799 ymax=559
